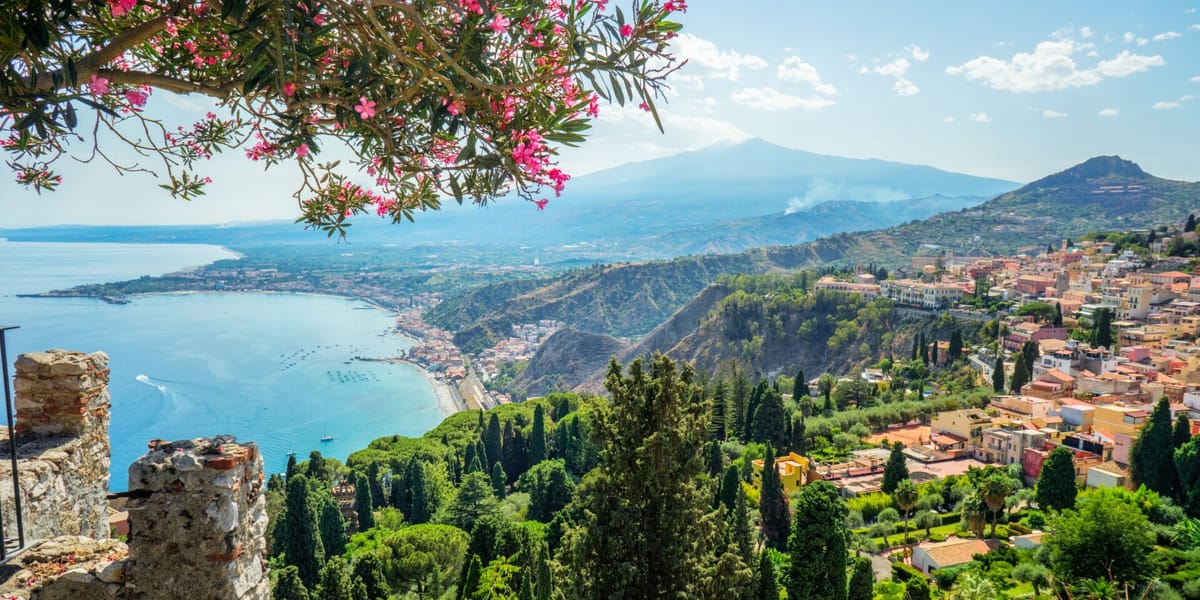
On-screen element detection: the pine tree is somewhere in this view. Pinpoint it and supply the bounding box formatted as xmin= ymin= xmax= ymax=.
xmin=484 ymin=414 xmax=503 ymax=474
xmin=759 ymin=447 xmax=791 ymax=550
xmin=992 ymin=355 xmax=1005 ymax=393
xmin=751 ymin=551 xmax=779 ymax=600
xmin=1036 ymin=446 xmax=1077 ymax=512
xmin=459 ymin=554 xmax=482 ymax=600
xmin=355 ymin=473 xmax=375 ymax=531
xmin=353 ymin=554 xmax=391 ymax=600
xmin=491 ymin=462 xmax=507 ymax=499
xmin=1130 ymin=398 xmax=1181 ymax=498
xmin=1174 ymin=413 xmax=1193 ymax=449
xmin=787 ymin=481 xmax=849 ymax=600
xmin=272 ymin=566 xmax=311 ymax=600
xmin=948 ymin=330 xmax=963 ymax=362
xmin=881 ymin=442 xmax=908 ymax=495
xmin=530 ymin=404 xmax=548 ymax=464
xmin=450 ymin=471 xmax=499 ymax=532
xmin=730 ymin=371 xmax=750 ymax=441
xmin=708 ymin=383 xmax=728 ymax=442
xmin=284 ymin=475 xmax=325 ymax=589
xmin=846 ymin=555 xmax=874 ymax=600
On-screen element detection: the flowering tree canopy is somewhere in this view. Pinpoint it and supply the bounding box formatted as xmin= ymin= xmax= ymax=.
xmin=2 ymin=0 xmax=684 ymax=235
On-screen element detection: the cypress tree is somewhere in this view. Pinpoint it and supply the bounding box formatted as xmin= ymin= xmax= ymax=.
xmin=720 ymin=465 xmax=741 ymax=512
xmin=464 ymin=442 xmax=478 ymax=473
xmin=530 ymin=404 xmax=548 ymax=464
xmin=1054 ymin=302 xmax=1064 ymax=327
xmin=367 ymin=462 xmax=386 ymax=510
xmin=519 ymin=574 xmax=535 ymax=600
xmin=389 ymin=474 xmax=404 ymax=512
xmin=1174 ymin=437 xmax=1200 ymax=516
xmin=751 ymin=550 xmax=779 ymax=600
xmin=787 ymin=481 xmax=848 ymax=600
xmin=1174 ymin=413 xmax=1193 ymax=449
xmin=791 ymin=415 xmax=808 ymax=454
xmin=535 ymin=542 xmax=553 ymax=600
xmin=992 ymin=355 xmax=1005 ymax=393
xmin=405 ymin=460 xmax=432 ymax=524
xmin=704 ymin=440 xmax=724 ymax=478
xmin=491 ymin=462 xmax=507 ymax=499
xmin=1035 ymin=446 xmax=1077 ymax=512
xmin=317 ymin=494 xmax=348 ymax=556
xmin=284 ymin=475 xmax=325 ymax=589
xmin=1130 ymin=398 xmax=1180 ymax=498
xmin=272 ymin=566 xmax=311 ymax=600
xmin=306 ymin=451 xmax=330 ymax=484
xmin=286 ymin=454 xmax=298 ymax=480
xmin=948 ymin=330 xmax=963 ymax=362
xmin=731 ymin=370 xmax=750 ymax=441
xmin=823 ymin=386 xmax=833 ymax=414
xmin=744 ymin=378 xmax=768 ymax=441
xmin=881 ymin=442 xmax=908 ymax=495
xmin=759 ymin=447 xmax=791 ymax=550
xmin=458 ymin=554 xmax=482 ymax=600
xmin=728 ymin=484 xmax=754 ymax=566
xmin=846 ymin=555 xmax=874 ymax=600
xmin=1009 ymin=357 xmax=1028 ymax=394
xmin=1090 ymin=308 xmax=1114 ymax=349
xmin=355 ymin=473 xmax=375 ymax=531
xmin=353 ymin=553 xmax=391 ymax=600
xmin=484 ymin=414 xmax=503 ymax=473
xmin=752 ymin=388 xmax=788 ymax=450
xmin=1187 ymin=213 xmax=1197 ymax=233
xmin=910 ymin=336 xmax=919 ymax=361
xmin=792 ymin=369 xmax=807 ymax=399
xmin=929 ymin=342 xmax=938 ymax=365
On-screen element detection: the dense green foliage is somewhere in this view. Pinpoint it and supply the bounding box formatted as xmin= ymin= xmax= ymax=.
xmin=1036 ymin=446 xmax=1078 ymax=512
xmin=760 ymin=449 xmax=791 ymax=550
xmin=881 ymin=442 xmax=908 ymax=495
xmin=1045 ymin=489 xmax=1156 ymax=586
xmin=787 ymin=481 xmax=849 ymax=600
xmin=1130 ymin=398 xmax=1181 ymax=499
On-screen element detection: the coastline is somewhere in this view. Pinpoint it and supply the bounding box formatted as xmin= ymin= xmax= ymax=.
xmin=404 ymin=360 xmax=468 ymax=416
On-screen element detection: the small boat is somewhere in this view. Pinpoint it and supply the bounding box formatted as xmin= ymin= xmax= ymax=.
xmin=286 ymin=448 xmax=296 ymax=457
xmin=320 ymin=424 xmax=334 ymax=442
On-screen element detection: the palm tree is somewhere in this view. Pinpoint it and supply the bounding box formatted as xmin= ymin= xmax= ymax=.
xmin=978 ymin=474 xmax=1012 ymax=538
xmin=1076 ymin=578 xmax=1116 ymax=600
xmin=893 ymin=479 xmax=918 ymax=544
xmin=951 ymin=571 xmax=998 ymax=600
xmin=960 ymin=493 xmax=988 ymax=538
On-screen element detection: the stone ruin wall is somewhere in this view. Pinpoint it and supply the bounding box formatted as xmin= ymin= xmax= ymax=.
xmin=0 ymin=350 xmax=269 ymax=600
xmin=0 ymin=350 xmax=111 ymax=541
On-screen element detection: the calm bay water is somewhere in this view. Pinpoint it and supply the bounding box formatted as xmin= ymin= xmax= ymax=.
xmin=0 ymin=241 xmax=444 ymax=490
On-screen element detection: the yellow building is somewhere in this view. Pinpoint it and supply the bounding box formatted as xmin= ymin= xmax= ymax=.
xmin=752 ymin=452 xmax=811 ymax=492
xmin=1092 ymin=404 xmax=1149 ymax=437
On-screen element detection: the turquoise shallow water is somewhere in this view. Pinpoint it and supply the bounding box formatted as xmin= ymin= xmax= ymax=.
xmin=0 ymin=242 xmax=443 ymax=490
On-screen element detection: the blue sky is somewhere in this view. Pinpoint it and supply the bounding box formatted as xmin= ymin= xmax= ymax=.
xmin=4 ymin=1 xmax=1199 ymax=226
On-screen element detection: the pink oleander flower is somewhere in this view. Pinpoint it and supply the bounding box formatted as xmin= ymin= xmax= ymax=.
xmin=443 ymin=97 xmax=465 ymax=116
xmin=534 ymin=198 xmax=549 ymax=210
xmin=355 ymin=97 xmax=377 ymax=119
xmin=124 ymin=88 xmax=149 ymax=108
xmin=283 ymin=82 xmax=297 ymax=97
xmin=109 ymin=0 xmax=137 ymax=17
xmin=296 ymin=143 xmax=309 ymax=158
xmin=88 ymin=74 xmax=109 ymax=96
xmin=593 ymin=0 xmax=608 ymax=10
xmin=490 ymin=13 xmax=510 ymax=34
xmin=620 ymin=23 xmax=634 ymax=37
xmin=638 ymin=101 xmax=650 ymax=112
xmin=313 ymin=13 xmax=326 ymax=25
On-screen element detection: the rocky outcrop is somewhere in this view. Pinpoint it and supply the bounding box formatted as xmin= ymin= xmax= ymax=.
xmin=0 ymin=350 xmax=111 ymax=541
xmin=513 ymin=328 xmax=627 ymax=397
xmin=0 ymin=536 xmax=128 ymax=600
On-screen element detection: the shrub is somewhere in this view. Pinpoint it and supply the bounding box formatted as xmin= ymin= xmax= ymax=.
xmin=891 ymin=562 xmax=925 ymax=583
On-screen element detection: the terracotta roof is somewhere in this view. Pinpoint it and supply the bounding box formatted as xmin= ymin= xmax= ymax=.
xmin=919 ymin=539 xmax=997 ymax=569
xmin=1040 ymin=369 xmax=1075 ymax=384
xmin=1091 ymin=461 xmax=1127 ymax=476
xmin=931 ymin=434 xmax=965 ymax=446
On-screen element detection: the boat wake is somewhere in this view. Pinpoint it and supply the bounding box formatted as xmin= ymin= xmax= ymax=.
xmin=135 ymin=374 xmax=170 ymax=395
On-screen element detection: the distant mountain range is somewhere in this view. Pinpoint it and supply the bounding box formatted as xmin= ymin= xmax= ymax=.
xmin=432 ymin=155 xmax=1200 ymax=353
xmin=1 ymin=139 xmax=1015 ymax=258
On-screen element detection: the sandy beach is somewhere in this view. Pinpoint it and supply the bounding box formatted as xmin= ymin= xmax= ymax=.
xmin=408 ymin=361 xmax=467 ymax=416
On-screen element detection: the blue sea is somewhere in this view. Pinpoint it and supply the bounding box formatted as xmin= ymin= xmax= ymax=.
xmin=0 ymin=241 xmax=444 ymax=490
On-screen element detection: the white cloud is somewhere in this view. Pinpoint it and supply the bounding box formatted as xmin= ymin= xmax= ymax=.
xmin=1192 ymin=76 xmax=1200 ymax=83
xmin=777 ymin=57 xmax=839 ymax=95
xmin=730 ymin=87 xmax=836 ymax=111
xmin=873 ymin=57 xmax=920 ymax=96
xmin=1080 ymin=26 xmax=1095 ymax=38
xmin=1098 ymin=108 xmax=1120 ymax=117
xmin=1153 ymin=31 xmax=1183 ymax=41
xmin=1191 ymin=24 xmax=1200 ymax=30
xmin=1123 ymin=32 xmax=1135 ymax=43
xmin=970 ymin=112 xmax=992 ymax=123
xmin=945 ymin=39 xmax=1164 ymax=92
xmin=1181 ymin=95 xmax=1196 ymax=101
xmin=943 ymin=116 xmax=956 ymax=123
xmin=909 ymin=45 xmax=930 ymax=62
xmin=671 ymin=33 xmax=767 ymax=81
xmin=1153 ymin=101 xmax=1181 ymax=110
xmin=1137 ymin=37 xmax=1149 ymax=46
xmin=1043 ymin=109 xmax=1068 ymax=118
